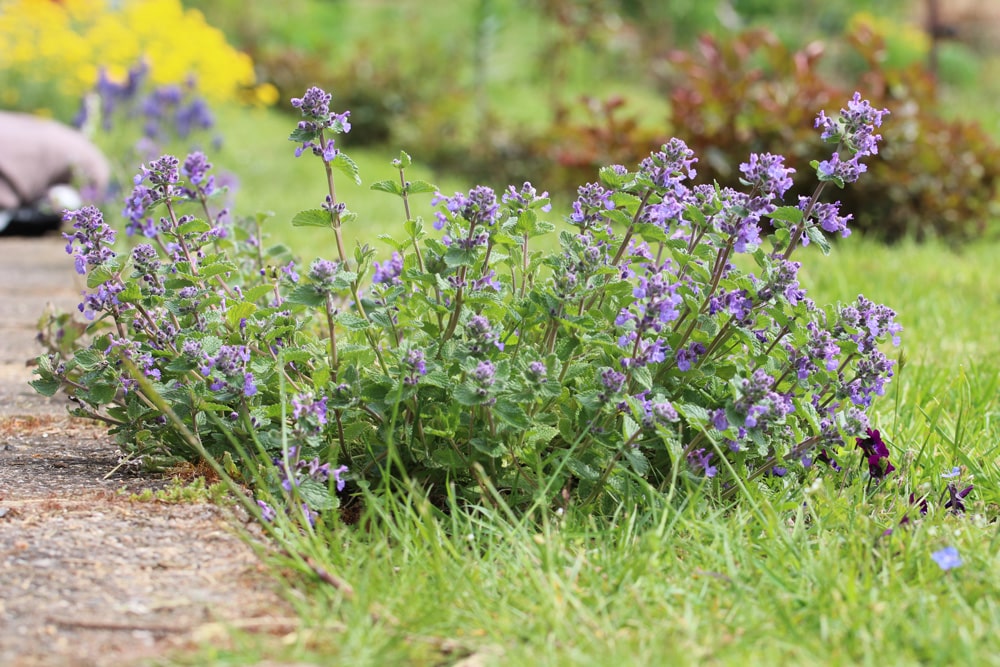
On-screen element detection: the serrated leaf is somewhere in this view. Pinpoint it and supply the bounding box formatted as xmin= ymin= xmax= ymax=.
xmin=297 ymin=479 xmax=338 ymax=511
xmin=370 ymin=179 xmax=403 ymax=196
xmin=226 ymin=301 xmax=257 ymax=330
xmin=332 ymin=153 xmax=362 ymax=185
xmin=87 ymin=382 xmax=117 ymax=405
xmin=336 ymin=312 xmax=370 ymax=331
xmin=565 ymin=456 xmax=599 ymax=481
xmin=623 ymin=447 xmax=650 ymax=475
xmin=677 ymin=403 xmax=710 ymax=426
xmin=291 ymin=209 xmax=331 ymax=228
xmin=768 ymin=206 xmax=804 ymax=225
xmin=471 ymin=437 xmax=504 ymax=457
xmin=454 ymin=383 xmax=486 ymax=406
xmin=286 ymin=284 xmax=327 ymax=307
xmin=243 ymin=284 xmax=275 ymax=303
xmin=74 ymin=348 xmax=104 ymax=371
xmin=86 ymin=261 xmax=120 ymax=289
xmin=492 ymin=398 xmax=531 ymax=430
xmin=117 ymin=282 xmax=143 ymax=304
xmin=406 ymin=180 xmax=437 ymax=194
xmin=175 ymin=218 xmax=211 ymax=235
xmin=30 ymin=376 xmax=61 ymax=397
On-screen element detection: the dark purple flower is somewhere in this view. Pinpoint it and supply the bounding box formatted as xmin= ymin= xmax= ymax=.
xmin=943 ymin=483 xmax=973 ymax=513
xmin=857 ymin=428 xmax=895 ymax=479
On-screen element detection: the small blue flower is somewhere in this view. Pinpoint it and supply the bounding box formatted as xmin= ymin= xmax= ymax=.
xmin=941 ymin=466 xmax=961 ymax=479
xmin=931 ymin=546 xmax=962 ymax=571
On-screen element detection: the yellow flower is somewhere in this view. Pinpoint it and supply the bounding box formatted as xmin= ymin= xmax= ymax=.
xmin=0 ymin=0 xmax=270 ymax=114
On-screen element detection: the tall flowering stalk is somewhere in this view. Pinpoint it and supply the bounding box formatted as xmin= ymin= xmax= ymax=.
xmin=35 ymin=90 xmax=902 ymax=517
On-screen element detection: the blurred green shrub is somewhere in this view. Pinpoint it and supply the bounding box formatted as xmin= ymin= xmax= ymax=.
xmin=663 ymin=24 xmax=1000 ymax=241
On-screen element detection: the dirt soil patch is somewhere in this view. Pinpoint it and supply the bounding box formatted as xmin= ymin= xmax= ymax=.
xmin=0 ymin=234 xmax=292 ymax=666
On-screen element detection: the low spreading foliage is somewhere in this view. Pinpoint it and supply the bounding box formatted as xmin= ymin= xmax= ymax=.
xmin=34 ymin=87 xmax=902 ymax=519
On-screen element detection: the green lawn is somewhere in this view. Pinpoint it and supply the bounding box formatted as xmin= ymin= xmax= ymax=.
xmin=171 ymin=112 xmax=1000 ymax=663
xmin=71 ymin=4 xmax=1000 ymax=665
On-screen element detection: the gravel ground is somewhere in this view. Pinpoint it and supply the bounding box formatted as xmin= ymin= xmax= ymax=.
xmin=0 ymin=233 xmax=291 ymax=667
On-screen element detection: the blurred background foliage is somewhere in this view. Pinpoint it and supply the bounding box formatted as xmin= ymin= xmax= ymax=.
xmin=1 ymin=0 xmax=999 ymax=245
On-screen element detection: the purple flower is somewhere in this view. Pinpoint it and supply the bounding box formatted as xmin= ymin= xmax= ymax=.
xmin=306 ymin=258 xmax=345 ymax=296
xmin=432 ymin=186 xmax=500 ymax=230
xmin=464 ymin=314 xmax=504 ymax=354
xmin=816 ymin=152 xmax=867 ymax=185
xmin=256 ymin=500 xmax=277 ymax=522
xmin=403 ymin=349 xmax=427 ymax=386
xmin=502 ymin=181 xmax=551 ymax=213
xmin=816 ymin=93 xmax=890 ymax=158
xmin=943 ymin=483 xmax=973 ymax=513
xmin=569 ymin=182 xmax=616 ymax=229
xmin=372 ymin=252 xmax=404 ymax=285
xmin=290 ymin=87 xmax=351 ymax=158
xmin=803 ymin=198 xmax=853 ymax=240
xmin=332 ymin=464 xmax=349 ymax=492
xmin=62 ymin=206 xmax=117 ymax=275
xmin=639 ymin=138 xmax=698 ymax=192
xmin=180 ymin=151 xmax=217 ymax=198
xmin=292 ymin=393 xmax=328 ymax=431
xmin=735 ymin=369 xmax=793 ymax=430
xmin=525 ymin=360 xmax=548 ymax=385
xmin=687 ymin=448 xmax=718 ymax=478
xmin=739 ymin=153 xmax=795 ymax=199
xmin=931 ymin=546 xmax=962 ymax=571
xmin=857 ymin=428 xmax=895 ymax=479
xmin=710 ymin=409 xmax=729 ymax=432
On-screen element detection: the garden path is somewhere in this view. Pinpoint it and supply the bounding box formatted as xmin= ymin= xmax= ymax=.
xmin=0 ymin=234 xmax=293 ymax=666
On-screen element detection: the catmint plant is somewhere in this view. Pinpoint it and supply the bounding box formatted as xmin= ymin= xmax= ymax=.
xmin=34 ymin=88 xmax=902 ymax=517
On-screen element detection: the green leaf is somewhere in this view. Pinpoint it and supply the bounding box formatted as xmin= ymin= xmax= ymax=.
xmin=525 ymin=424 xmax=559 ymax=448
xmin=471 ymin=437 xmax=504 ymax=457
xmin=332 ymin=152 xmax=362 ymax=185
xmin=370 ymin=179 xmax=403 ymax=196
xmin=291 ymin=209 xmax=331 ymax=228
xmin=768 ymin=206 xmax=804 ymax=225
xmin=297 ymin=479 xmax=338 ymax=511
xmin=336 ymin=312 xmax=370 ymax=331
xmin=117 ymin=282 xmax=143 ymax=304
xmin=492 ymin=398 xmax=531 ymax=430
xmin=74 ymin=348 xmax=104 ymax=371
xmin=86 ymin=260 xmax=120 ymax=289
xmin=565 ymin=456 xmax=599 ymax=481
xmin=87 ymin=382 xmax=118 ymax=405
xmin=406 ymin=180 xmax=437 ymax=194
xmin=226 ymin=301 xmax=257 ymax=330
xmin=454 ymin=383 xmax=486 ymax=406
xmin=242 ymin=284 xmax=275 ymax=303
xmin=175 ymin=218 xmax=211 ymax=235
xmin=623 ymin=447 xmax=650 ymax=476
xmin=30 ymin=375 xmax=61 ymax=397
xmin=286 ymin=285 xmax=327 ymax=307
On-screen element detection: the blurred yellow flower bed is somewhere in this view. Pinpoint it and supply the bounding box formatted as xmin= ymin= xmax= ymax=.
xmin=0 ymin=0 xmax=277 ymax=114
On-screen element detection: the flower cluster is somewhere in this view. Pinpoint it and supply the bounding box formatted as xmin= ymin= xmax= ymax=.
xmin=34 ymin=88 xmax=906 ymax=521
